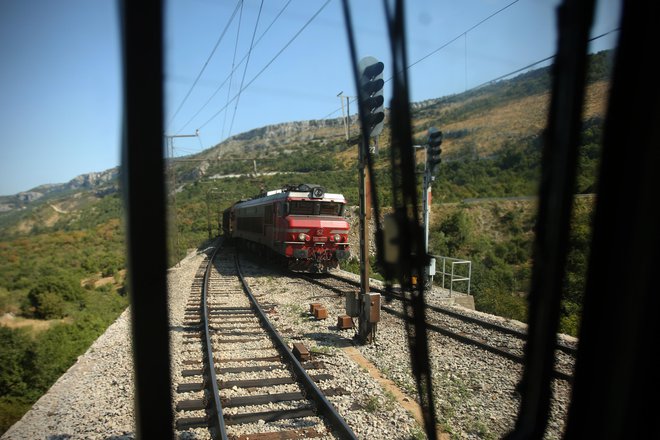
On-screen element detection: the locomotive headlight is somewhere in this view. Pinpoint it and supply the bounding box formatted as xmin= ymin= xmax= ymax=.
xmin=298 ymin=233 xmax=310 ymax=242
xmin=333 ymin=234 xmax=341 ymax=242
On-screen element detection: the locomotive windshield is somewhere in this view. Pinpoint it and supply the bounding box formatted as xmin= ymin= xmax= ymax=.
xmin=288 ymin=201 xmax=345 ymax=216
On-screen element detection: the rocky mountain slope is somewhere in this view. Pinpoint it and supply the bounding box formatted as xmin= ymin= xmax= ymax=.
xmin=0 ymin=168 xmax=119 ymax=213
xmin=0 ymin=50 xmax=611 ymax=236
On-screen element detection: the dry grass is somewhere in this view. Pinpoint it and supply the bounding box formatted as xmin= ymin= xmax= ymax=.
xmin=0 ymin=314 xmax=72 ymax=334
xmin=81 ymin=269 xmax=126 ymax=289
xmin=431 ymin=199 xmax=537 ymax=242
xmin=201 ymin=79 xmax=608 ymax=167
xmin=583 ymin=80 xmax=609 ymax=117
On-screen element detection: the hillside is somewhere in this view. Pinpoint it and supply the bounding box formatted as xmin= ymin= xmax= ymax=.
xmin=0 ymin=50 xmax=611 ymax=434
xmin=170 ymin=51 xmax=610 ymax=185
xmin=0 ymin=51 xmax=612 ymax=239
xmin=0 ymin=168 xmax=119 ymax=238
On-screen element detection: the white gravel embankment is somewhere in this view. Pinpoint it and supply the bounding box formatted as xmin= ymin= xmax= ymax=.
xmin=2 ymin=248 xmax=205 ymax=440
xmin=240 ymin=258 xmax=574 ymax=440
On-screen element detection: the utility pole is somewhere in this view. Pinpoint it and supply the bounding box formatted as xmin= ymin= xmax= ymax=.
xmin=164 ymin=131 xmax=198 ymax=265
xmin=346 ymin=96 xmax=351 ymax=140
xmin=338 ymin=92 xmax=355 ymax=142
xmin=205 ymin=187 xmax=222 ymax=239
xmin=338 ymin=91 xmax=348 ymax=141
xmin=354 ymin=56 xmax=385 ymax=344
xmin=422 ymin=159 xmax=433 ymax=284
xmin=357 ymin=134 xmax=372 ymax=341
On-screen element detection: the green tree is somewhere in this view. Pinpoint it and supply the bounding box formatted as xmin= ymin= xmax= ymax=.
xmin=437 ymin=211 xmax=472 ymax=256
xmin=26 ymin=316 xmax=104 ymax=394
xmin=0 ymin=327 xmax=31 ymax=397
xmin=26 ymin=273 xmax=84 ymax=318
xmin=27 ymin=291 xmax=66 ymax=319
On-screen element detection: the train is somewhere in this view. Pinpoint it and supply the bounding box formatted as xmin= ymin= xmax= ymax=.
xmin=222 ymin=184 xmax=351 ymax=272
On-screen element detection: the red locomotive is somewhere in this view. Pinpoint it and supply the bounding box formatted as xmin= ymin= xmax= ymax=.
xmin=223 ymin=184 xmax=350 ymax=272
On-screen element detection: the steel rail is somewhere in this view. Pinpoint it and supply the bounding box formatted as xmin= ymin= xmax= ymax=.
xmin=234 ymin=253 xmax=358 ymax=440
xmin=202 ymin=242 xmax=229 ymax=439
xmin=326 ymin=272 xmax=577 ymax=356
xmin=380 ymin=305 xmax=573 ymax=382
xmin=300 ymin=273 xmax=572 ymax=382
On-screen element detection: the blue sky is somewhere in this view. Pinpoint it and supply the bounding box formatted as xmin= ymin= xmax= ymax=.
xmin=0 ymin=0 xmax=621 ymax=196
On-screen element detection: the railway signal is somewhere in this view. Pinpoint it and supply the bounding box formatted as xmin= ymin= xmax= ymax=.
xmin=351 ymin=56 xmax=386 ymax=344
xmin=358 ymin=56 xmax=385 ymax=138
xmin=423 ymin=127 xmax=443 ymax=286
xmin=426 ymin=127 xmax=443 ymax=175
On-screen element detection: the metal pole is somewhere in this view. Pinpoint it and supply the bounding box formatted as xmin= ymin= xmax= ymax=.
xmin=338 ymin=92 xmax=349 ymax=141
xmin=205 ymin=187 xmax=221 ymax=240
xmin=421 ymin=148 xmax=434 ymax=286
xmin=346 ymin=97 xmax=350 ymax=139
xmin=423 ymin=176 xmax=430 ymax=253
xmin=358 ymin=136 xmax=376 ymax=343
xmin=206 ymin=190 xmax=213 ymax=239
xmin=164 ymin=132 xmax=197 ymax=264
xmin=442 ymin=258 xmax=446 ymax=290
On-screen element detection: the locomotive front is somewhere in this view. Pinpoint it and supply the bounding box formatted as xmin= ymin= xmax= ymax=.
xmin=278 ymin=185 xmax=350 ymax=272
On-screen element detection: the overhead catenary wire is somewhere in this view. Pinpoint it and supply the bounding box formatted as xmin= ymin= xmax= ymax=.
xmin=399 ymin=0 xmax=521 ymax=77
xmin=174 ymin=0 xmax=293 ymax=135
xmin=228 ymin=0 xmax=265 ymax=139
xmin=319 ymin=26 xmax=619 ymax=121
xmin=221 ymin=0 xmax=245 ymax=140
xmin=166 ymin=0 xmax=243 ymax=131
xmin=196 ymin=0 xmax=333 ymax=132
xmin=473 ymin=28 xmax=620 ymax=89
xmin=318 ymin=0 xmax=522 ymax=121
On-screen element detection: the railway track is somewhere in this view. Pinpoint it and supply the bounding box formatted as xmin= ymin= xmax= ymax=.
xmin=172 ymin=244 xmax=357 ymax=439
xmin=299 ymin=271 xmax=575 ymax=382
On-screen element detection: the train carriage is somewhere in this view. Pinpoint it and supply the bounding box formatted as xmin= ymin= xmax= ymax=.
xmin=223 ymin=184 xmax=350 ymax=272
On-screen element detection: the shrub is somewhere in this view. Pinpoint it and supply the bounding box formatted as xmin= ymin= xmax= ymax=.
xmin=27 ymin=291 xmax=66 ymax=319
xmin=26 ymin=274 xmax=85 ymax=319
xmin=0 ymin=327 xmax=31 ymax=397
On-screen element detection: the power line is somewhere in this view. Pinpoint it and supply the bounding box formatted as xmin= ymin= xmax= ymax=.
xmin=166 ymin=0 xmax=243 ymax=130
xmin=473 ymin=28 xmax=620 ymax=89
xmin=318 ymin=0 xmax=521 ymax=120
xmin=221 ymin=0 xmax=245 ymax=140
xmin=197 ymin=0 xmax=333 ymax=132
xmin=319 ymin=9 xmax=618 ymax=122
xmin=253 ymin=0 xmax=293 ymax=48
xmin=326 ymin=29 xmax=618 ymax=122
xmin=228 ymin=0 xmax=265 ymax=139
xmin=588 ymin=27 xmax=620 ymax=43
xmin=174 ymin=0 xmax=293 ymax=135
xmin=400 ymin=0 xmax=521 ymax=76
xmin=474 ymin=55 xmax=554 ymax=88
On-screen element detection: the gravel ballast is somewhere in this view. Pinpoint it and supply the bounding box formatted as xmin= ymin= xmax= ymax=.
xmin=239 ymin=256 xmax=574 ymax=440
xmin=2 ymin=245 xmax=575 ymax=439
